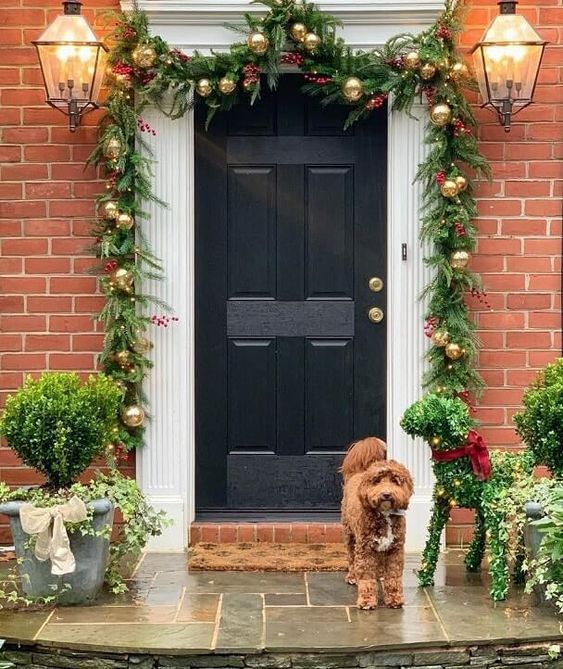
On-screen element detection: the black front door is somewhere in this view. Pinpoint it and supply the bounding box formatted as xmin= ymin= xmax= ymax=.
xmin=195 ymin=77 xmax=387 ymax=512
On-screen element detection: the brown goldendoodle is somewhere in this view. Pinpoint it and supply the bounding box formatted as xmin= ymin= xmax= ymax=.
xmin=341 ymin=437 xmax=414 ymax=609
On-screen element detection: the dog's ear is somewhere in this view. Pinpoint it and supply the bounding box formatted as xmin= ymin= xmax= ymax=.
xmin=340 ymin=437 xmax=386 ymax=480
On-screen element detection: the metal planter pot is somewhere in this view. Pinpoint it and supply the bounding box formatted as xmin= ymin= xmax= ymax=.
xmin=524 ymin=501 xmax=549 ymax=607
xmin=0 ymin=498 xmax=113 ymax=605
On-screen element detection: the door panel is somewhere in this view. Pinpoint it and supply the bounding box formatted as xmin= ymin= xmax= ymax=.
xmin=196 ymin=76 xmax=387 ymax=511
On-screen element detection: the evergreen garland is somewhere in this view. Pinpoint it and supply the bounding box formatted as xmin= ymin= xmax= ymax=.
xmin=90 ymin=0 xmax=489 ymax=452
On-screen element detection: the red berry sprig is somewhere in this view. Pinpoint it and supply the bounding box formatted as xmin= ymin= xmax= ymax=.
xmin=365 ymin=94 xmax=387 ymax=111
xmin=456 ymin=390 xmax=477 ymax=414
xmin=242 ymin=63 xmax=261 ymax=90
xmin=137 ymin=117 xmax=157 ymax=136
xmin=385 ymin=56 xmax=405 ymax=70
xmin=112 ymin=62 xmax=135 ymax=79
xmin=453 ymin=119 xmax=472 ymax=137
xmin=470 ymin=288 xmax=491 ymax=309
xmin=436 ymin=24 xmax=451 ymax=40
xmin=121 ymin=26 xmax=137 ymax=41
xmin=424 ymin=316 xmax=439 ymax=338
xmin=169 ymin=48 xmax=190 ymax=63
xmin=454 ymin=222 xmax=466 ymax=237
xmin=140 ymin=72 xmax=156 ymax=86
xmin=105 ymin=259 xmax=118 ymax=272
xmin=281 ymin=52 xmax=304 ymax=66
xmin=151 ymin=314 xmax=180 ymax=328
xmin=435 ymin=170 xmax=446 ymax=185
xmin=304 ymin=73 xmax=332 ymax=85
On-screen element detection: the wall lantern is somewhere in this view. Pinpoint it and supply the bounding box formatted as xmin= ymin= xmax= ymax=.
xmin=33 ymin=0 xmax=107 ymax=132
xmin=471 ymin=1 xmax=547 ymax=132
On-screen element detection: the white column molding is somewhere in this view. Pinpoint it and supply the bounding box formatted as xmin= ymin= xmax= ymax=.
xmin=138 ymin=108 xmax=194 ymax=551
xmin=131 ymin=0 xmax=441 ymax=550
xmin=387 ymin=103 xmax=434 ymax=552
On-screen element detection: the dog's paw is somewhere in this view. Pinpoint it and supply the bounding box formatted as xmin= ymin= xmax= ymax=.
xmin=357 ymin=597 xmax=377 ymax=610
xmin=345 ymin=572 xmax=357 ymax=585
xmin=385 ymin=601 xmax=404 ymax=609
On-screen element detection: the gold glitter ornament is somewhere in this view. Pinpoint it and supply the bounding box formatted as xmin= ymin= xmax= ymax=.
xmin=247 ymin=31 xmax=270 ymax=55
xmin=431 ymin=329 xmax=450 ymax=347
xmin=449 ymin=250 xmax=470 ymax=269
xmin=101 ymin=200 xmax=119 ymax=220
xmin=341 ymin=77 xmax=364 ymax=103
xmin=132 ymin=336 xmax=152 ymax=354
xmin=121 ymin=404 xmax=145 ymax=428
xmin=430 ymin=436 xmax=442 ymax=447
xmin=455 ymin=175 xmax=468 ymax=192
xmin=103 ymin=138 xmax=123 ymax=160
xmin=445 ymin=342 xmax=464 ymax=360
xmin=218 ymin=77 xmax=236 ymax=94
xmin=113 ymin=349 xmax=133 ymax=369
xmin=404 ymin=51 xmax=421 ymax=70
xmin=116 ymin=212 xmax=134 ymax=230
xmin=420 ymin=62 xmax=437 ymax=80
xmin=132 ymin=44 xmax=157 ymax=69
xmin=290 ymin=22 xmax=307 ymax=42
xmin=303 ymin=32 xmax=321 ymax=52
xmin=430 ymin=103 xmax=452 ymax=127
xmin=450 ymin=61 xmax=469 ymax=81
xmin=111 ymin=268 xmax=134 ymax=292
xmin=196 ymin=78 xmax=213 ymax=97
xmin=440 ymin=179 xmax=459 ymax=198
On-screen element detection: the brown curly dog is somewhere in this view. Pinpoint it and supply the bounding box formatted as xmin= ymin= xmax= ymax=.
xmin=341 ymin=437 xmax=414 ymax=609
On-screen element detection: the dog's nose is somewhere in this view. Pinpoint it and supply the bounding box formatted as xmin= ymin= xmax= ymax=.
xmin=381 ymin=492 xmax=391 ymax=500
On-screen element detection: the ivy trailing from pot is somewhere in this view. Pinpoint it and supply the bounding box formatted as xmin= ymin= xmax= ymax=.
xmin=0 ymin=373 xmax=168 ymax=606
xmin=90 ymin=0 xmax=489 ymax=451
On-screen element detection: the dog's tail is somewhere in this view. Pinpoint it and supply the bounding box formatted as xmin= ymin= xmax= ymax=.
xmin=340 ymin=437 xmax=387 ymax=481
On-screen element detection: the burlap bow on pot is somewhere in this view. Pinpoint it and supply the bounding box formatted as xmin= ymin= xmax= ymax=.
xmin=19 ymin=496 xmax=88 ymax=576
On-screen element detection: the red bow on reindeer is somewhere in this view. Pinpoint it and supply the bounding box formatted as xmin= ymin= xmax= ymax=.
xmin=431 ymin=430 xmax=492 ymax=481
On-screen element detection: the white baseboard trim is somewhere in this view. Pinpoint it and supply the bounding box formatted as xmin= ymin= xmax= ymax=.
xmin=144 ymin=495 xmax=187 ymax=551
xmin=405 ymin=494 xmax=438 ymax=553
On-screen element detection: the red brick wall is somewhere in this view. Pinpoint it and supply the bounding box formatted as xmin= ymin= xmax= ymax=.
xmin=0 ymin=0 xmax=561 ymax=546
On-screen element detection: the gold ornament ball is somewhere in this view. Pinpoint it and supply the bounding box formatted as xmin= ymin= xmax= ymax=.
xmin=112 ymin=268 xmax=134 ymax=292
xmin=101 ymin=200 xmax=119 ymax=220
xmin=449 ymin=499 xmax=458 ymax=508
xmin=247 ymin=31 xmax=270 ymax=55
xmin=430 ymin=435 xmax=442 ymax=447
xmin=303 ymin=32 xmax=321 ymax=52
xmin=420 ymin=62 xmax=437 ymax=80
xmin=121 ymin=404 xmax=145 ymax=428
xmin=116 ymin=212 xmax=134 ymax=230
xmin=290 ymin=22 xmax=307 ymax=42
xmin=404 ymin=50 xmax=421 ymax=70
xmin=113 ymin=350 xmax=132 ymax=369
xmin=132 ymin=44 xmax=157 ymax=69
xmin=218 ymin=77 xmax=236 ymax=94
xmin=440 ymin=179 xmax=459 ymax=198
xmin=455 ymin=175 xmax=468 ymax=192
xmin=432 ymin=329 xmax=450 ymax=348
xmin=450 ymin=249 xmax=470 ymax=269
xmin=450 ymin=61 xmax=468 ymax=81
xmin=103 ymin=138 xmax=123 ymax=160
xmin=445 ymin=342 xmax=464 ymax=360
xmin=341 ymin=76 xmax=364 ymax=103
xmin=430 ymin=103 xmax=452 ymax=127
xmin=196 ymin=78 xmax=213 ymax=98
xmin=132 ymin=336 xmax=152 ymax=354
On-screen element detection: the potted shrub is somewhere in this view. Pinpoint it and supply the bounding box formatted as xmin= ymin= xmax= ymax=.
xmin=0 ymin=372 xmax=166 ymax=605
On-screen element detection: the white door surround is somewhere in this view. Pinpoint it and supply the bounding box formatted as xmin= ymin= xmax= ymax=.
xmin=131 ymin=0 xmax=443 ymax=551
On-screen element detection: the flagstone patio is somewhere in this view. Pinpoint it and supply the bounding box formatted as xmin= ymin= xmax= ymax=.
xmin=0 ymin=550 xmax=561 ymax=660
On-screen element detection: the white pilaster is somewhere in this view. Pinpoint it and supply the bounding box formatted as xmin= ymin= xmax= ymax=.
xmin=138 ymin=109 xmax=194 ymax=550
xmin=387 ymin=104 xmax=434 ymax=552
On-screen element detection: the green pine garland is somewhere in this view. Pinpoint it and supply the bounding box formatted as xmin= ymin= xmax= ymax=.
xmin=89 ymin=0 xmax=489 ymax=451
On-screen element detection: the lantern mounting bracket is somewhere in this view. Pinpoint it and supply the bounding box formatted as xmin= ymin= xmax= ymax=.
xmin=63 ymin=1 xmax=82 ymax=15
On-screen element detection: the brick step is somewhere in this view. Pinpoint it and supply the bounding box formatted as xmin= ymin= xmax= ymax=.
xmin=189 ymin=522 xmax=343 ymax=546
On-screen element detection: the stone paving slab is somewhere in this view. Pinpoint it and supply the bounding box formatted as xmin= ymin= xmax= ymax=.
xmin=1 ymin=551 xmax=561 ymax=656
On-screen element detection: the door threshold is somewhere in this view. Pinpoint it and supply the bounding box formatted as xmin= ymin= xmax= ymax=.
xmin=195 ymin=510 xmax=341 ymax=522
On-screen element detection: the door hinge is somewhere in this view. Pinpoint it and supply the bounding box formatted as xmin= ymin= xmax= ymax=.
xmin=401 ymin=243 xmax=407 ymax=261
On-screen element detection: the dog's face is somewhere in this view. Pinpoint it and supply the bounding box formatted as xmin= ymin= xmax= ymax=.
xmin=358 ymin=461 xmax=414 ymax=512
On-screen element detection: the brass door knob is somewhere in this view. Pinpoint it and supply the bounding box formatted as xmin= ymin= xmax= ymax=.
xmin=368 ymin=307 xmax=384 ymax=323
xmin=368 ymin=276 xmax=384 ymax=292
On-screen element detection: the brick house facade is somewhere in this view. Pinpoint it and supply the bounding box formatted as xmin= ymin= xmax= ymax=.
xmin=0 ymin=0 xmax=561 ymax=546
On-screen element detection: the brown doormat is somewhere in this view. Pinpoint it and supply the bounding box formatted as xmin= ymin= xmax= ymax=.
xmin=189 ymin=542 xmax=347 ymax=572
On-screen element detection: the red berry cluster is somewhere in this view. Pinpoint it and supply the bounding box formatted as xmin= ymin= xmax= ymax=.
xmin=456 ymin=390 xmax=476 ymax=414
xmin=242 ymin=63 xmax=261 ymax=89
xmin=454 ymin=222 xmax=466 ymax=237
xmin=151 ymin=314 xmax=180 ymax=328
xmin=105 ymin=259 xmax=118 ymax=273
xmin=365 ymin=94 xmax=387 ymax=111
xmin=435 ymin=170 xmax=446 ymax=185
xmin=453 ymin=119 xmax=472 ymax=137
xmin=304 ymin=73 xmax=332 ymax=85
xmin=121 ymin=26 xmax=137 ymax=41
xmin=114 ymin=443 xmax=129 ymax=462
xmin=106 ymin=170 xmax=120 ymax=190
xmin=281 ymin=52 xmax=304 ymax=65
xmin=470 ymin=288 xmax=491 ymax=309
xmin=113 ymin=62 xmax=135 ymax=79
xmin=385 ymin=56 xmax=405 ymax=70
xmin=422 ymin=86 xmax=435 ymax=105
xmin=436 ymin=24 xmax=451 ymax=40
xmin=137 ymin=117 xmax=157 ymax=136
xmin=170 ymin=48 xmax=190 ymax=63
xmin=424 ymin=316 xmax=439 ymax=338
xmin=140 ymin=72 xmax=156 ymax=86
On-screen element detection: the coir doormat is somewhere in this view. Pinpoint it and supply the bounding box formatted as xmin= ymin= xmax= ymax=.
xmin=188 ymin=542 xmax=347 ymax=572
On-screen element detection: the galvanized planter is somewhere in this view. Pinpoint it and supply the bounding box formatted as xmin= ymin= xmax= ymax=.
xmin=523 ymin=501 xmax=550 ymax=607
xmin=0 ymin=498 xmax=113 ymax=605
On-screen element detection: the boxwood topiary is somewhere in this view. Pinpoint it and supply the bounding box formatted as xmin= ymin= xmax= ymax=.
xmin=0 ymin=373 xmax=122 ymax=489
xmin=514 ymin=358 xmax=563 ymax=478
